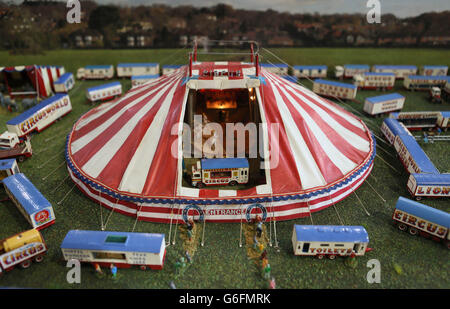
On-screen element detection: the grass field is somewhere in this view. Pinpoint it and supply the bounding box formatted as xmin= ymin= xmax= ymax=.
xmin=0 ymin=48 xmax=449 ymax=289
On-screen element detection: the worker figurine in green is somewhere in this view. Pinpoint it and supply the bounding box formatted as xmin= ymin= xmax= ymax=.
xmin=186 ymin=218 xmax=195 ymax=241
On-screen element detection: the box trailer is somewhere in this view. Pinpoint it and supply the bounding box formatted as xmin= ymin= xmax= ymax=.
xmin=312 ymin=79 xmax=357 ymax=100
xmin=407 ymin=173 xmax=450 ymax=200
xmin=162 ymin=65 xmax=182 ymax=75
xmin=354 ymin=72 xmax=395 ymax=90
xmin=260 ymin=63 xmax=289 ymax=76
xmin=363 ymin=93 xmax=405 ymax=116
xmin=293 ymin=65 xmax=327 ymax=78
xmin=420 ymin=65 xmax=448 ymax=76
xmin=86 ymin=82 xmax=122 ymax=102
xmin=372 ymin=65 xmax=417 ymax=79
xmin=131 ymin=74 xmax=160 ymax=88
xmin=380 ymin=118 xmax=411 ymax=145
xmin=393 ymin=197 xmax=450 ymax=248
xmin=77 ymin=65 xmax=114 ymax=80
xmin=292 ymin=225 xmax=370 ymax=259
xmin=117 ymin=63 xmax=160 ymax=78
xmin=53 ymin=72 xmax=75 ymax=93
xmin=404 ymin=75 xmax=450 ymax=90
xmin=6 ymin=93 xmax=72 ymax=137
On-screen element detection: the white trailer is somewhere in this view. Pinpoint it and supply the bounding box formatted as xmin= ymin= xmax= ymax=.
xmin=76 ymin=65 xmax=114 ymax=80
xmin=354 ymin=72 xmax=395 ymax=90
xmin=403 ymin=75 xmax=450 ymax=90
xmin=131 ymin=75 xmax=159 ymax=88
xmin=292 ymin=225 xmax=370 ymax=259
xmin=162 ymin=65 xmax=182 ymax=75
xmin=117 ymin=63 xmax=160 ymax=78
xmin=437 ymin=111 xmax=450 ymax=129
xmin=407 ymin=174 xmax=450 ymax=200
xmin=6 ymin=94 xmax=72 ymax=137
xmin=53 ymin=73 xmax=75 ymax=93
xmin=86 ymin=82 xmax=122 ymax=102
xmin=420 ymin=65 xmax=448 ymax=76
xmin=312 ymin=79 xmax=357 ymax=100
xmin=293 ymin=65 xmax=327 ymax=78
xmin=260 ymin=63 xmax=288 ymax=76
xmin=337 ymin=64 xmax=370 ymax=78
xmin=372 ymin=65 xmax=417 ymax=79
xmin=363 ymin=93 xmax=405 ymax=116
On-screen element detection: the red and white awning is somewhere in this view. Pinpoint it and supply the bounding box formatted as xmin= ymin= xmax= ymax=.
xmin=66 ymin=63 xmax=375 ymax=223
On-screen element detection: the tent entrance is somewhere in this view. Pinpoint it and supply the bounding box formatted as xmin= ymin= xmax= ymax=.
xmin=181 ymin=87 xmax=267 ymax=190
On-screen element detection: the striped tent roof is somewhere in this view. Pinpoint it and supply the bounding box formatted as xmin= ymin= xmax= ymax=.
xmin=66 ymin=62 xmax=375 ymax=222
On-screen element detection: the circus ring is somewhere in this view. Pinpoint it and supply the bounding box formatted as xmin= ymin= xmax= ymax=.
xmin=65 ymin=66 xmax=376 ymax=224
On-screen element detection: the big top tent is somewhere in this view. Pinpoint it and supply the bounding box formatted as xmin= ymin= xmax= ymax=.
xmin=65 ymin=59 xmax=375 ymax=223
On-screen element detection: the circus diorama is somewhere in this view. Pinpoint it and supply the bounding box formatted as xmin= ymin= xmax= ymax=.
xmin=0 ymin=40 xmax=449 ymax=289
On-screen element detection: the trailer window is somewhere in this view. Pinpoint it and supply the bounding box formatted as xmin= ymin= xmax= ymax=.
xmin=320 ymin=244 xmax=329 ymax=247
xmin=105 ymin=235 xmax=128 ymax=243
xmin=335 ymin=244 xmax=344 ymax=247
xmin=211 ymin=171 xmax=231 ymax=178
xmin=302 ymin=243 xmax=310 ymax=253
xmin=93 ymin=252 xmax=126 ymax=260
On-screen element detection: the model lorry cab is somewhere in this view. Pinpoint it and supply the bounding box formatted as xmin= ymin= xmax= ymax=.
xmin=335 ymin=66 xmax=344 ymax=79
xmin=0 ymin=131 xmax=20 ymax=149
xmin=430 ymin=87 xmax=441 ymax=103
xmin=191 ymin=158 xmax=249 ymax=188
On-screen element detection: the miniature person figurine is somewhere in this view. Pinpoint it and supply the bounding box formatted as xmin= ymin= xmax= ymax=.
xmin=175 ymin=260 xmax=182 ymax=274
xmin=264 ymin=264 xmax=271 ymax=279
xmin=179 ymin=257 xmax=186 ymax=268
xmin=187 ymin=218 xmax=195 ymax=241
xmin=261 ymin=257 xmax=269 ymax=270
xmin=253 ymin=235 xmax=259 ymax=250
xmin=269 ymin=277 xmax=276 ymax=289
xmin=185 ymin=251 xmax=192 ymax=263
xmin=170 ymin=281 xmax=177 ymax=289
xmin=110 ymin=264 xmax=117 ymax=278
xmin=260 ymin=249 xmax=267 ymax=260
xmin=255 ymin=215 xmax=263 ymax=238
xmin=94 ymin=263 xmax=103 ymax=274
xmin=257 ymin=242 xmax=264 ymax=253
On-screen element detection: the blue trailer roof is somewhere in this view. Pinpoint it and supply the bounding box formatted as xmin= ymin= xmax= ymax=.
xmin=0 ymin=158 xmax=16 ymax=170
xmin=7 ymin=93 xmax=68 ymax=125
xmin=423 ymin=65 xmax=448 ymax=69
xmin=294 ymin=225 xmax=369 ymax=243
xmin=282 ymin=75 xmax=298 ymax=83
xmin=163 ymin=65 xmax=182 ymax=69
xmin=61 ymin=230 xmax=165 ymax=253
xmin=117 ymin=63 xmax=159 ymax=68
xmin=345 ymin=64 xmax=370 ymax=69
xmin=201 ymin=158 xmax=249 ymax=170
xmin=85 ymin=65 xmax=113 ymax=69
xmin=54 ymin=72 xmax=73 ymax=84
xmin=440 ymin=111 xmax=450 ymax=118
xmin=364 ymin=72 xmax=395 ymax=77
xmin=294 ymin=65 xmax=327 ymax=70
xmin=395 ymin=197 xmax=450 ymax=228
xmin=396 ymin=134 xmax=439 ymax=174
xmin=2 ymin=173 xmax=51 ymax=215
xmin=261 ymin=63 xmax=288 ymax=68
xmin=389 ymin=112 xmax=399 ymax=119
xmin=87 ymin=81 xmax=121 ymax=92
xmin=408 ymin=75 xmax=450 ymax=81
xmin=411 ymin=173 xmax=450 ymax=186
xmin=314 ymin=79 xmax=357 ymax=89
xmin=373 ymin=65 xmax=417 ymax=70
xmin=131 ymin=74 xmax=160 ymax=80
xmin=383 ymin=118 xmax=408 ymax=137
xmin=366 ymin=93 xmax=404 ymax=104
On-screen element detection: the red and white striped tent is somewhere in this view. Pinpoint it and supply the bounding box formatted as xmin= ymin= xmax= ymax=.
xmin=0 ymin=65 xmax=65 ymax=98
xmin=66 ymin=62 xmax=375 ymax=223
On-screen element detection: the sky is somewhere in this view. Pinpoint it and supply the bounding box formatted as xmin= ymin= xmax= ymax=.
xmin=11 ymin=0 xmax=450 ymax=17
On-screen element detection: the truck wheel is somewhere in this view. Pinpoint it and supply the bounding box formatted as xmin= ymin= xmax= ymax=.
xmin=328 ymin=254 xmax=336 ymax=260
xmin=408 ymin=227 xmax=418 ymax=236
xmin=20 ymin=260 xmax=31 ymax=269
xmin=34 ymin=255 xmax=44 ymax=263
xmin=415 ymin=196 xmax=422 ymax=201
xmin=140 ymin=265 xmax=147 ymax=270
xmin=229 ymin=181 xmax=238 ymax=186
xmin=196 ymin=182 xmax=205 ymax=188
xmin=317 ymin=254 xmax=325 ymax=260
xmin=446 ymin=241 xmax=450 ymax=250
xmin=398 ymin=223 xmax=407 ymax=232
xmin=18 ymin=156 xmax=25 ymax=163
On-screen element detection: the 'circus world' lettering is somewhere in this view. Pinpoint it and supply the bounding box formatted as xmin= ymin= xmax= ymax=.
xmin=20 ymin=98 xmax=69 ymax=134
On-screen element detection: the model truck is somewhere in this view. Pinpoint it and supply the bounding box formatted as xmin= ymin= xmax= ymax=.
xmin=191 ymin=158 xmax=249 ymax=188
xmin=0 ymin=229 xmax=47 ymax=274
xmin=0 ymin=132 xmax=32 ymax=162
xmin=429 ymin=87 xmax=442 ymax=103
xmin=393 ymin=197 xmax=450 ymax=249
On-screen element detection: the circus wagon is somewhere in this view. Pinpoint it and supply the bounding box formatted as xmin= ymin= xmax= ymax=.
xmin=64 ymin=47 xmax=375 ymax=224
